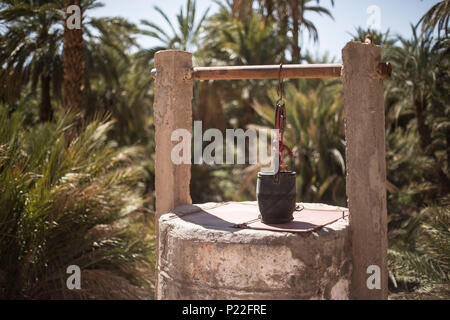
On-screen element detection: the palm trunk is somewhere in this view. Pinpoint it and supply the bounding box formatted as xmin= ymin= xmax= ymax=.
xmin=279 ymin=5 xmax=289 ymax=36
xmin=198 ymin=81 xmax=226 ymax=132
xmin=264 ymin=0 xmax=274 ymax=20
xmin=39 ymin=74 xmax=53 ymax=122
xmin=290 ymin=0 xmax=301 ymax=64
xmin=63 ymin=0 xmax=85 ymax=113
xmin=413 ymin=91 xmax=432 ymax=151
xmin=413 ymin=91 xmax=450 ymax=197
xmin=447 ymin=134 xmax=450 ymax=171
xmin=233 ymin=0 xmax=253 ymax=22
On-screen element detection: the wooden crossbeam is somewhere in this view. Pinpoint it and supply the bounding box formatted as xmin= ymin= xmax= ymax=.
xmin=150 ymin=62 xmax=391 ymax=80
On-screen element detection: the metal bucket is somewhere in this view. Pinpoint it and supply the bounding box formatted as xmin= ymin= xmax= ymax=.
xmin=256 ymin=171 xmax=297 ymax=224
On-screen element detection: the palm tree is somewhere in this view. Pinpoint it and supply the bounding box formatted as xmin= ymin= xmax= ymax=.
xmin=203 ymin=12 xmax=288 ymax=66
xmin=287 ymin=0 xmax=334 ymax=63
xmin=234 ymin=0 xmax=334 ymax=63
xmin=84 ymin=26 xmax=153 ymax=145
xmin=199 ymin=5 xmax=289 ymax=129
xmin=418 ymin=0 xmax=449 ymax=37
xmin=140 ymin=0 xmax=210 ymax=52
xmin=387 ymin=26 xmax=439 ymax=153
xmin=349 ymin=26 xmax=394 ymax=47
xmin=0 ymin=0 xmax=63 ymax=122
xmin=0 ymin=0 xmax=139 ymax=123
xmin=385 ymin=25 xmax=450 ymax=200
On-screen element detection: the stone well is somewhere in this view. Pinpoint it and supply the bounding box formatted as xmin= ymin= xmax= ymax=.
xmin=157 ymin=201 xmax=351 ymax=300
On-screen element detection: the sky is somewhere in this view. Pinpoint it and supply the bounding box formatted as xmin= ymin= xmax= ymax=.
xmin=88 ymin=0 xmax=440 ymax=61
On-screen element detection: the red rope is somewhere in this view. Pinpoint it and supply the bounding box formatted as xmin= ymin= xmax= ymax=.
xmin=275 ymin=103 xmax=293 ymax=172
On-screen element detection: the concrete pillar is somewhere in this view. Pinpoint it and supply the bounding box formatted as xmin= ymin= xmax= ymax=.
xmin=153 ymin=50 xmax=193 ymax=296
xmin=342 ymin=41 xmax=388 ymax=299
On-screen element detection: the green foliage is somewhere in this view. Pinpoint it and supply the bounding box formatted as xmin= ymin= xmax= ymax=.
xmin=140 ymin=0 xmax=210 ymax=52
xmin=384 ymin=25 xmax=449 ymax=207
xmin=0 ymin=1 xmax=145 ymax=129
xmin=389 ymin=203 xmax=450 ymax=291
xmin=418 ymin=0 xmax=449 ymax=37
xmin=0 ymin=0 xmax=64 ymax=121
xmin=199 ymin=9 xmax=289 ymax=129
xmin=0 ymin=108 xmax=155 ymax=299
xmin=383 ymin=25 xmax=449 ymax=296
xmin=201 ymin=10 xmax=288 ymax=65
xmin=84 ymin=17 xmax=153 ymax=146
xmin=349 ymin=26 xmax=394 ymax=47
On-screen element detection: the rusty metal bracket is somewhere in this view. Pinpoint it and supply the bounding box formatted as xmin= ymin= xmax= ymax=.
xmin=377 ymin=62 xmax=392 ymax=78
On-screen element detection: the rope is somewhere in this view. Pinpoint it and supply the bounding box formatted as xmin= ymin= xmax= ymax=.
xmin=274 ymin=64 xmax=293 ymax=173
